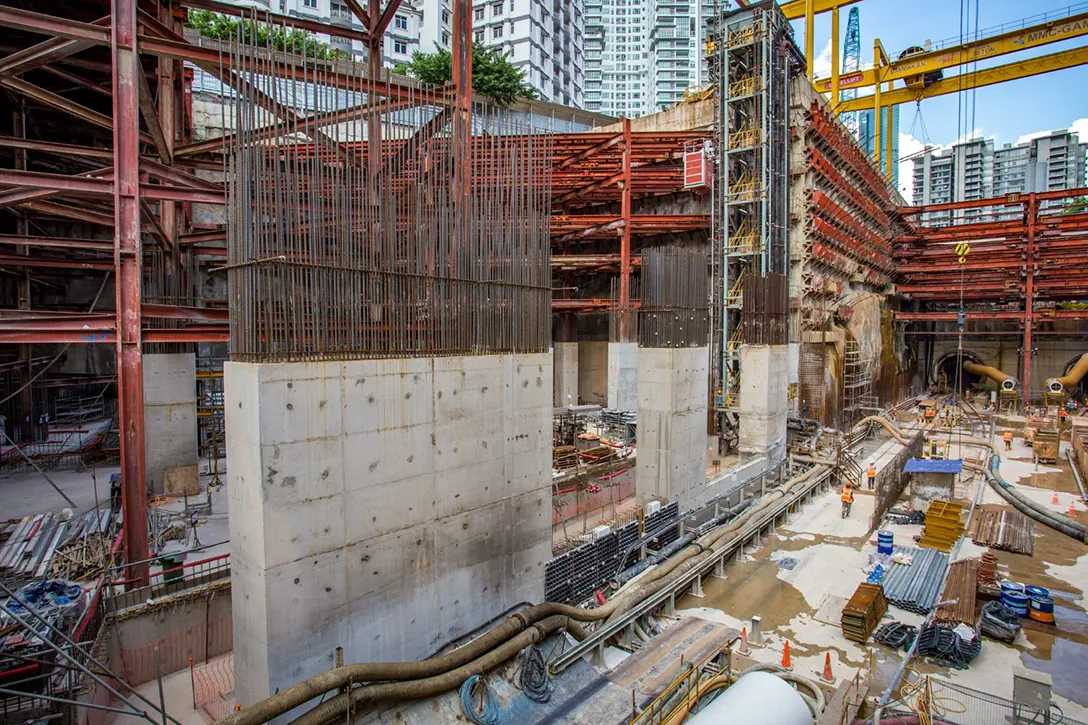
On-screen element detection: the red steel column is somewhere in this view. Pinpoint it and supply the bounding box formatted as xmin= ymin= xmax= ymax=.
xmin=112 ymin=0 xmax=150 ymax=585
xmin=1022 ymin=194 xmax=1037 ymax=401
xmin=619 ymin=117 xmax=632 ymax=341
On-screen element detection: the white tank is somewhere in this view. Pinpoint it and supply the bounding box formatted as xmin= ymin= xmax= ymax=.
xmin=684 ymin=672 xmax=815 ymax=725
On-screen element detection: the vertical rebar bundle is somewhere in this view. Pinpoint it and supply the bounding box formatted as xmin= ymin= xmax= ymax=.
xmin=223 ymin=23 xmax=552 ymax=361
xmin=638 ymin=247 xmax=709 ymax=348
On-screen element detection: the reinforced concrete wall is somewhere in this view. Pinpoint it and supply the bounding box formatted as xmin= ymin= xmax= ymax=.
xmin=636 ymin=347 xmax=709 ymax=512
xmin=608 ymin=342 xmax=638 ymax=412
xmin=738 ymin=345 xmax=788 ymax=462
xmin=554 ymin=342 xmax=579 ymax=406
xmin=143 ymin=353 xmax=197 ymax=495
xmin=579 ymin=341 xmax=609 ymax=405
xmin=225 ymin=354 xmax=552 ymax=710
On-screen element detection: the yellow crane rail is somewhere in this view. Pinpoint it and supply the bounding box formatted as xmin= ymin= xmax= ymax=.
xmin=815 ymin=10 xmax=1088 ymax=93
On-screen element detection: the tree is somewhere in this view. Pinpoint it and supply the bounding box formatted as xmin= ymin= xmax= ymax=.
xmin=1063 ymin=196 xmax=1088 ymax=215
xmin=396 ymin=46 xmax=537 ymax=107
xmin=184 ymin=10 xmax=348 ymax=61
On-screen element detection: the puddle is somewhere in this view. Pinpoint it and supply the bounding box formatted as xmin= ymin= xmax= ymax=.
xmin=1022 ymin=636 xmax=1088 ymax=707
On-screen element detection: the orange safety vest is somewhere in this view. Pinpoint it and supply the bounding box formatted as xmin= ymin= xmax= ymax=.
xmin=868 ymin=464 xmax=876 ymax=477
xmin=1004 ymin=431 xmax=1013 ymax=442
xmin=841 ymin=487 xmax=854 ymax=503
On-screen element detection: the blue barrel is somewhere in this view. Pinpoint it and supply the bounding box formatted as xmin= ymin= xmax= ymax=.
xmin=1029 ymin=596 xmax=1055 ymax=623
xmin=877 ymin=531 xmax=894 ymax=555
xmin=1000 ymin=581 xmax=1024 ymax=596
xmin=1003 ymin=592 xmax=1030 ymax=617
xmin=1025 ymin=585 xmax=1049 ymax=599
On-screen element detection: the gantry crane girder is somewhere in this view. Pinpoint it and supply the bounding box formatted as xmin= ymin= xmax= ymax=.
xmin=837 ymin=44 xmax=1088 ymax=112
xmin=815 ymin=10 xmax=1088 ymax=93
xmin=735 ymin=0 xmax=861 ymax=21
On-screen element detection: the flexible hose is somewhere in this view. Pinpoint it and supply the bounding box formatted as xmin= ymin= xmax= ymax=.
xmin=965 ymin=461 xmax=1088 ymax=542
xmin=289 ymin=616 xmax=572 ymax=725
xmin=740 ymin=662 xmax=826 ymax=715
xmin=230 ymin=464 xmax=832 ymax=725
xmin=855 ymin=416 xmax=913 ymax=446
xmin=518 ymin=646 xmax=553 ymax=703
xmin=962 ymin=361 xmax=1017 ymax=391
xmin=1048 ymin=352 xmax=1088 ymax=394
xmin=459 ymin=675 xmax=499 ymax=725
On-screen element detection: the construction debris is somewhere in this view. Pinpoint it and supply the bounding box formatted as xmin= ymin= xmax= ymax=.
xmin=882 ymin=546 xmax=951 ymax=614
xmin=934 ymin=559 xmax=979 ymax=627
xmin=841 ymin=582 xmax=888 ymax=643
xmin=972 ymin=509 xmax=1035 ymax=555
xmin=0 ymin=509 xmax=114 ymax=581
xmin=919 ymin=500 xmax=965 ymax=552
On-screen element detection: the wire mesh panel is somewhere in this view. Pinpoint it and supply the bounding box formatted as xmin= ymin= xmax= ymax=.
xmin=889 ymin=677 xmax=1088 ymax=725
xmin=223 ymin=27 xmax=552 ymax=361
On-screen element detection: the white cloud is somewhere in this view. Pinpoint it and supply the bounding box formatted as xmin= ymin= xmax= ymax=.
xmin=1070 ymin=118 xmax=1088 ymax=140
xmin=812 ymin=39 xmax=833 ymax=80
xmin=1016 ymin=129 xmax=1054 ymax=145
xmin=897 ymin=131 xmax=927 ymax=202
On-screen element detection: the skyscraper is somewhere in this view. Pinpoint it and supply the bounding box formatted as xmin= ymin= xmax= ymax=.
xmin=858 ymin=106 xmax=901 ymax=188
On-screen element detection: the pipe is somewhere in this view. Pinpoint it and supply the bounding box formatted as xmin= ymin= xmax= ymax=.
xmin=1068 ymin=449 xmax=1088 ymax=504
xmin=963 ymin=361 xmax=1018 ymax=392
xmin=1047 ymin=352 xmax=1088 ymax=394
xmin=855 ymin=416 xmax=913 ymax=446
xmin=228 ymin=464 xmax=832 ymax=725
xmin=964 ymin=460 xmax=1088 ymax=542
xmin=289 ymin=616 xmax=574 ymax=725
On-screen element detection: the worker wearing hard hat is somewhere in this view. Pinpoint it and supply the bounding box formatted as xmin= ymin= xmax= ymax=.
xmin=867 ymin=461 xmax=876 ymax=490
xmin=1004 ymin=430 xmax=1013 ymax=451
xmin=841 ymin=482 xmax=854 ymax=519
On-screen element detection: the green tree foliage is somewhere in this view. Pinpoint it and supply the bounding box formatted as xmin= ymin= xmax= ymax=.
xmin=1063 ymin=196 xmax=1088 ymax=215
xmin=184 ymin=10 xmax=349 ymax=60
xmin=396 ymin=46 xmax=537 ymax=107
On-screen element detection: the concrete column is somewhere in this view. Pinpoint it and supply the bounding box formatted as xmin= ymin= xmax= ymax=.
xmin=636 ymin=346 xmax=709 ymax=512
xmin=607 ymin=341 xmax=638 ymax=411
xmin=578 ymin=341 xmax=608 ymax=405
xmin=554 ymin=342 xmax=579 ymax=406
xmin=738 ymin=344 xmax=789 ymax=463
xmin=225 ymin=354 xmax=552 ymax=710
xmin=143 ymin=353 xmax=197 ymax=495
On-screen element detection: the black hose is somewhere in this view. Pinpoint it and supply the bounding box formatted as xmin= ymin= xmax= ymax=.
xmin=519 ymin=646 xmax=553 ymax=703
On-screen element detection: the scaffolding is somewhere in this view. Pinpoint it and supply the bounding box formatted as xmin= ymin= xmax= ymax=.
xmin=843 ymin=339 xmax=879 ymax=424
xmin=708 ymin=3 xmax=803 ymax=434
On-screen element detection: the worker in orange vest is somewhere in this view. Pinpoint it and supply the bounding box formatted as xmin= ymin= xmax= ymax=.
xmin=1004 ymin=430 xmax=1013 ymax=451
xmin=841 ymin=482 xmax=854 ymax=519
xmin=867 ymin=461 xmax=876 ymax=490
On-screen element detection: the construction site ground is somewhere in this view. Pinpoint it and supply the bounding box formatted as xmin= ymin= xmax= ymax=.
xmin=677 ymin=429 xmax=1088 ymax=720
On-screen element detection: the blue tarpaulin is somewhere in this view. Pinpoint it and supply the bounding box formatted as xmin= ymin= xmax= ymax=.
xmin=903 ymin=458 xmax=963 ymax=474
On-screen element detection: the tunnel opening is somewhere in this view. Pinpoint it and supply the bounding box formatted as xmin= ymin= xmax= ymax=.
xmin=934 ymin=351 xmax=984 ymax=392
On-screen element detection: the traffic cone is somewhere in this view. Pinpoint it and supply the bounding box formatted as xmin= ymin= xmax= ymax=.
xmin=781 ymin=640 xmax=793 ymax=671
xmin=738 ymin=626 xmax=751 ymax=655
xmin=820 ymin=652 xmax=835 ymax=684
xmin=1053 ymin=490 xmax=1060 ymax=505
xmin=1070 ymin=501 xmax=1077 ymax=518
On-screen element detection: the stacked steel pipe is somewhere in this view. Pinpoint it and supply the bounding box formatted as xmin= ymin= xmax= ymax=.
xmin=881 ymin=546 xmax=951 ymax=614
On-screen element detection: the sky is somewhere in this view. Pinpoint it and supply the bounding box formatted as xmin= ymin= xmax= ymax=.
xmin=790 ymin=0 xmax=1088 ymax=200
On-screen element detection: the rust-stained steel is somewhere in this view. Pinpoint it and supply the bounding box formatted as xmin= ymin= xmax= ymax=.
xmin=841 ymin=582 xmax=888 ymax=643
xmin=638 ymin=246 xmax=708 ymax=348
xmin=933 ymin=558 xmax=979 ymax=627
xmin=224 ymin=23 xmax=551 ymax=361
xmin=741 ymin=272 xmax=788 ymax=345
xmin=971 ymin=508 xmax=1035 ymax=555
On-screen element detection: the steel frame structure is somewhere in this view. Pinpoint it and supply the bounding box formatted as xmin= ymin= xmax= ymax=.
xmin=895 ymin=187 xmax=1088 ymax=399
xmin=707 ymin=2 xmax=802 ymax=417
xmin=0 ymin=0 xmax=442 ymax=584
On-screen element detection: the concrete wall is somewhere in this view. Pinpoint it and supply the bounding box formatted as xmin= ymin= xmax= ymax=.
xmin=738 ymin=345 xmax=788 ymax=463
xmin=225 ymin=354 xmax=552 ymax=710
xmin=927 ymin=338 xmax=1087 ymax=397
xmin=579 ymin=341 xmax=609 ymax=405
xmin=636 ymin=347 xmax=709 ymax=512
xmin=554 ymin=342 xmax=579 ymax=406
xmin=608 ymin=342 xmax=638 ymax=412
xmin=143 ymin=353 xmax=197 ymax=495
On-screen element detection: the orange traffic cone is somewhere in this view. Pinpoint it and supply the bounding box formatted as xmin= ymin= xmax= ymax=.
xmin=820 ymin=652 xmax=835 ymax=684
xmin=1053 ymin=490 xmax=1060 ymax=505
xmin=781 ymin=640 xmax=793 ymax=671
xmin=1070 ymin=501 xmax=1077 ymax=518
xmin=738 ymin=627 xmax=751 ymax=655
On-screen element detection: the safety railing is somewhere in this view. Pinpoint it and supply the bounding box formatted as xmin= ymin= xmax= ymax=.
xmin=107 ymin=553 xmax=230 ymax=613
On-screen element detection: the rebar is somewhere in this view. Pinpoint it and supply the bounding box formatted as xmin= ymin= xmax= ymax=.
xmin=638 ymin=246 xmax=709 ymax=348
xmin=223 ymin=22 xmax=552 ymax=361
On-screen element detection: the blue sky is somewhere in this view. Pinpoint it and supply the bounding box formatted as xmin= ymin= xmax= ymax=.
xmin=790 ymin=0 xmax=1088 ymax=198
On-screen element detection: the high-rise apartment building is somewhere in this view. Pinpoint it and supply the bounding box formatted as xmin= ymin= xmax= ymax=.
xmin=858 ymin=106 xmax=901 ymax=189
xmin=912 ymin=129 xmax=1087 ymax=223
xmin=470 ymin=0 xmax=586 ymax=107
xmin=585 ymin=0 xmax=723 ymax=117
